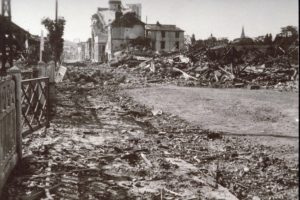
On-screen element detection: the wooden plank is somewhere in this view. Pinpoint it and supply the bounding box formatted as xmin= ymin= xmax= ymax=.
xmin=0 ymin=119 xmax=3 ymax=165
xmin=21 ymin=77 xmax=49 ymax=84
xmin=173 ymin=67 xmax=199 ymax=81
xmin=0 ymin=76 xmax=18 ymax=197
xmin=22 ymin=122 xmax=47 ymax=137
xmin=0 ymin=105 xmax=15 ymax=121
xmin=0 ymin=153 xmax=18 ymax=197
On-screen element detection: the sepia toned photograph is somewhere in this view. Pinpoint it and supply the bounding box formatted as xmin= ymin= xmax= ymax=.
xmin=0 ymin=0 xmax=299 ymax=199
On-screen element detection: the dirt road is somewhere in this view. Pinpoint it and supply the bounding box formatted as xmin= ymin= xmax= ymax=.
xmin=125 ymin=85 xmax=299 ymax=157
xmin=2 ymin=66 xmax=239 ymax=200
xmin=2 ymin=65 xmax=298 ymax=200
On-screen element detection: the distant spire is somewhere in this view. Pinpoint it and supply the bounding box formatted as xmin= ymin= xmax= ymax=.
xmin=241 ymin=26 xmax=245 ymax=38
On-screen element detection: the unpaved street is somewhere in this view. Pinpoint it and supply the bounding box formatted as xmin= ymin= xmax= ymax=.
xmin=125 ymin=85 xmax=299 ymax=161
xmin=2 ymin=64 xmax=298 ymax=200
xmin=125 ymin=86 xmax=299 ymax=137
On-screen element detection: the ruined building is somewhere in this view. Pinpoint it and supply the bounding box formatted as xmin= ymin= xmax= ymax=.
xmin=0 ymin=15 xmax=43 ymax=62
xmin=78 ymin=39 xmax=92 ymax=61
xmin=145 ymin=22 xmax=185 ymax=52
xmin=91 ymin=0 xmax=185 ymax=62
xmin=106 ymin=12 xmax=145 ymax=60
xmin=91 ymin=0 xmax=142 ymax=62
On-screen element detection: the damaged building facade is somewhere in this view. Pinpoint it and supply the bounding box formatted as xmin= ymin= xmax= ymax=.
xmin=91 ymin=0 xmax=185 ymax=62
xmin=106 ymin=12 xmax=145 ymax=60
xmin=146 ymin=22 xmax=185 ymax=52
xmin=91 ymin=0 xmax=142 ymax=62
xmin=78 ymin=39 xmax=92 ymax=61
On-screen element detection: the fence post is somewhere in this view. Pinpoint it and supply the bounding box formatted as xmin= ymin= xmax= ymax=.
xmin=8 ymin=66 xmax=22 ymax=162
xmin=48 ymin=61 xmax=56 ymax=115
xmin=32 ymin=65 xmax=39 ymax=78
xmin=48 ymin=61 xmax=56 ymax=83
xmin=38 ymin=61 xmax=46 ymax=109
xmin=38 ymin=61 xmax=46 ymax=77
xmin=46 ymin=78 xmax=50 ymax=128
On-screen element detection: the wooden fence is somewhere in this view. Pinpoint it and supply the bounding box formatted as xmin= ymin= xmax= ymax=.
xmin=0 ymin=62 xmax=54 ymax=196
xmin=21 ymin=77 xmax=50 ymax=136
xmin=0 ymin=67 xmax=22 ymax=197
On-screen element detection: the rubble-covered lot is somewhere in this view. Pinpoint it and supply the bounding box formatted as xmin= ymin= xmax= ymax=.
xmin=2 ymin=63 xmax=298 ymax=200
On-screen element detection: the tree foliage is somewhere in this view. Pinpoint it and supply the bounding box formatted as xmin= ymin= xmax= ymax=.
xmin=280 ymin=25 xmax=298 ymax=37
xmin=42 ymin=17 xmax=66 ymax=64
xmin=274 ymin=25 xmax=298 ymax=49
xmin=254 ymin=36 xmax=265 ymax=44
xmin=263 ymin=33 xmax=273 ymax=45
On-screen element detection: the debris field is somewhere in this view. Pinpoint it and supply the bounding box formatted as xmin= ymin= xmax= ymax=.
xmin=109 ymin=44 xmax=298 ymax=91
xmin=2 ymin=61 xmax=298 ymax=200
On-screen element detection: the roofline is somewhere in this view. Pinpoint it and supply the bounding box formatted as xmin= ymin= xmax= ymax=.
xmin=145 ymin=24 xmax=184 ymax=32
xmin=111 ymin=12 xmax=145 ymax=27
xmin=145 ymin=28 xmax=184 ymax=32
xmin=146 ymin=23 xmax=176 ymax=26
xmin=0 ymin=16 xmax=29 ymax=34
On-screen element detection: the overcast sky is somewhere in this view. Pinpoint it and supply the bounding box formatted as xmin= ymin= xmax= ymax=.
xmin=7 ymin=0 xmax=299 ymax=41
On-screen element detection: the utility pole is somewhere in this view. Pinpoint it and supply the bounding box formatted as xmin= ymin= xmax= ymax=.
xmin=55 ymin=0 xmax=58 ymax=23
xmin=0 ymin=0 xmax=13 ymax=76
xmin=54 ymin=0 xmax=58 ymax=68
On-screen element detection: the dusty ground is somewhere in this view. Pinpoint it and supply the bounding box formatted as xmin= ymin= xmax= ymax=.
xmin=2 ymin=64 xmax=299 ymax=200
xmin=125 ymin=86 xmax=298 ymax=137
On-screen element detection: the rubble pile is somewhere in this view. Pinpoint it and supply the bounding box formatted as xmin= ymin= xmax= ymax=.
xmin=63 ymin=65 xmax=127 ymax=91
xmin=110 ymin=45 xmax=299 ymax=90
